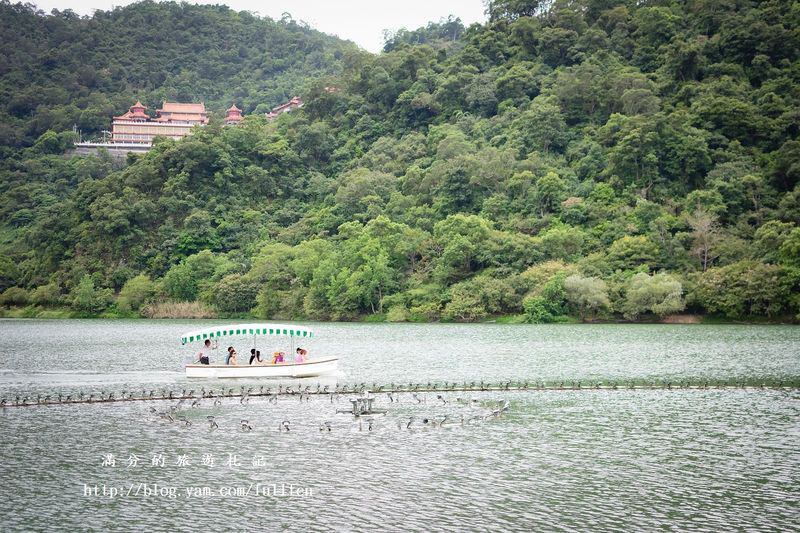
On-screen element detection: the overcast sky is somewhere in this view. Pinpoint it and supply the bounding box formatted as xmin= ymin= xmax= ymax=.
xmin=29 ymin=0 xmax=487 ymax=52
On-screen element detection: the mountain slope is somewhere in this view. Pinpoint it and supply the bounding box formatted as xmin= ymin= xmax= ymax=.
xmin=0 ymin=0 xmax=360 ymax=150
xmin=0 ymin=0 xmax=799 ymax=322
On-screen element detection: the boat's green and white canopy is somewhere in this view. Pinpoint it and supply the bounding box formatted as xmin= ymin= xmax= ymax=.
xmin=181 ymin=323 xmax=314 ymax=345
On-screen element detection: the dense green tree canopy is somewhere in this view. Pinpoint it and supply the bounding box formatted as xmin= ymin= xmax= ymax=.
xmin=1 ymin=0 xmax=799 ymax=322
xmin=0 ymin=0 xmax=358 ymax=152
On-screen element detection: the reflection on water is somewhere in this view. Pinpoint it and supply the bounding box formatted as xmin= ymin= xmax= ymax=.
xmin=0 ymin=320 xmax=798 ymax=530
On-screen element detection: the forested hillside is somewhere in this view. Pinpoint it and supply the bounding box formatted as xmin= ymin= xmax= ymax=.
xmin=0 ymin=0 xmax=357 ymax=150
xmin=1 ymin=0 xmax=799 ymax=322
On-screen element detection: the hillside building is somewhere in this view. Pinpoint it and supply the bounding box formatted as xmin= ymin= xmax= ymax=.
xmin=266 ymin=96 xmax=303 ymax=119
xmin=224 ymin=103 xmax=243 ymax=125
xmin=110 ymin=101 xmax=208 ymax=144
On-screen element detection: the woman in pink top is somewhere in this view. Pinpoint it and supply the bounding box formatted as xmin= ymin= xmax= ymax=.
xmin=295 ymin=348 xmax=307 ymax=363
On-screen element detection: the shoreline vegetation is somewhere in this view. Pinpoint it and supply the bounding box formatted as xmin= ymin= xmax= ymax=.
xmin=0 ymin=305 xmax=794 ymax=325
xmin=1 ymin=2 xmax=799 ymax=326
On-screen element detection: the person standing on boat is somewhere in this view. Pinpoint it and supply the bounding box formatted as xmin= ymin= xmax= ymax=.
xmin=197 ymin=339 xmax=214 ymax=365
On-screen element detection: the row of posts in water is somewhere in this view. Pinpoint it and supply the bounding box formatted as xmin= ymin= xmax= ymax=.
xmin=156 ymin=395 xmax=512 ymax=432
xmin=2 ymin=378 xmax=798 ymax=408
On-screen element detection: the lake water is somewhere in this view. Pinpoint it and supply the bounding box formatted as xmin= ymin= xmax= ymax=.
xmin=0 ymin=320 xmax=798 ymax=531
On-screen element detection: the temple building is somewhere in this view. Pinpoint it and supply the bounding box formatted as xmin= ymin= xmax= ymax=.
xmin=266 ymin=96 xmax=303 ymax=119
xmin=153 ymin=101 xmax=208 ymax=124
xmin=110 ymin=101 xmax=208 ymax=144
xmin=224 ymin=103 xmax=243 ymax=125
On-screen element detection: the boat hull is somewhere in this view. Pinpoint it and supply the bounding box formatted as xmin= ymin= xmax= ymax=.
xmin=185 ymin=357 xmax=338 ymax=379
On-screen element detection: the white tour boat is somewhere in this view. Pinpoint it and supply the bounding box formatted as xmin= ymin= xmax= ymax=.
xmin=181 ymin=323 xmax=337 ymax=379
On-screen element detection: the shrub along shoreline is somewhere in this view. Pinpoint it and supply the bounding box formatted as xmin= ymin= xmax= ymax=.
xmin=0 ymin=305 xmax=794 ymax=325
xmin=2 ymin=255 xmax=796 ymax=324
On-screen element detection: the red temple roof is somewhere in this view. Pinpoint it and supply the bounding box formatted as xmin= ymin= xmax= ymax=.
xmin=114 ymin=100 xmax=149 ymax=121
xmin=154 ymin=101 xmax=208 ymax=124
xmin=225 ymin=103 xmax=243 ymax=124
xmin=158 ymin=101 xmax=206 ymax=114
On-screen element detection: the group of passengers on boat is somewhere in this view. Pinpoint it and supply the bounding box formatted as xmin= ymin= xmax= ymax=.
xmin=195 ymin=339 xmax=308 ymax=366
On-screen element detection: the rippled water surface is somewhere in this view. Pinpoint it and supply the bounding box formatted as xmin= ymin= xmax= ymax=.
xmin=0 ymin=320 xmax=798 ymax=531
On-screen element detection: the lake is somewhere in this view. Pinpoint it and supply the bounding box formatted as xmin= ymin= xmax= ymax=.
xmin=0 ymin=320 xmax=798 ymax=531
